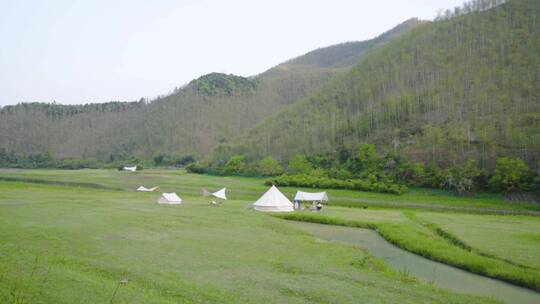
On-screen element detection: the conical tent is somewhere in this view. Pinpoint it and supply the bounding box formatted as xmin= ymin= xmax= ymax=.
xmin=212 ymin=188 xmax=227 ymax=200
xmin=158 ymin=193 xmax=182 ymax=205
xmin=253 ymin=186 xmax=293 ymax=212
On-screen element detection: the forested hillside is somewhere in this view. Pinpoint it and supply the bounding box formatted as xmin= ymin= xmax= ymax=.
xmin=0 ymin=19 xmax=420 ymax=161
xmin=221 ymin=0 xmax=539 ymax=170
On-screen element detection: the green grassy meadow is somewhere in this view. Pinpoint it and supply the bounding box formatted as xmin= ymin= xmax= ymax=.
xmin=0 ymin=169 xmax=539 ymax=303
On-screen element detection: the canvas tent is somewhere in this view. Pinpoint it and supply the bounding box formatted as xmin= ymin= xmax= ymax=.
xmin=202 ymin=188 xmax=227 ymax=200
xmin=123 ymin=166 xmax=137 ymax=172
xmin=158 ymin=193 xmax=182 ymax=205
xmin=137 ymin=186 xmax=159 ymax=192
xmin=253 ymin=185 xmax=293 ymax=212
xmin=212 ymin=188 xmax=227 ymax=200
xmin=294 ymin=191 xmax=329 ymax=202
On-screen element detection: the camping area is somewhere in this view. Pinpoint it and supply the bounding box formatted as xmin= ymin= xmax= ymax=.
xmin=1 ymin=0 xmax=540 ymax=303
xmin=1 ymin=168 xmax=539 ymax=303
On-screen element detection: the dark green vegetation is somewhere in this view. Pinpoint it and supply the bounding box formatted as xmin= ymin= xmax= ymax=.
xmin=193 ymin=144 xmax=538 ymax=197
xmin=0 ymin=19 xmax=420 ymax=160
xmin=0 ymin=169 xmax=503 ymax=304
xmin=223 ymin=0 xmax=540 ymax=170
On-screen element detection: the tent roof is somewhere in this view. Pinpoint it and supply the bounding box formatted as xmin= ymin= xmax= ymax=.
xmin=294 ymin=191 xmax=328 ymax=201
xmin=212 ymin=187 xmax=227 ymax=200
xmin=161 ymin=192 xmax=182 ymax=202
xmin=253 ymin=186 xmax=293 ymax=207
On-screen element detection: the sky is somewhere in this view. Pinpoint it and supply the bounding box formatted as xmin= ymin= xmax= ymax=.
xmin=0 ymin=0 xmax=466 ymax=106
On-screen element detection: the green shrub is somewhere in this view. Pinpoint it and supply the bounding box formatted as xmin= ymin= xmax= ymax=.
xmin=489 ymin=157 xmax=531 ymax=193
xmin=267 ymin=174 xmax=407 ymax=195
xmin=224 ymin=155 xmax=247 ymax=174
xmin=439 ymin=161 xmax=481 ymax=194
xmin=258 ymin=157 xmax=284 ymax=176
xmin=186 ymin=163 xmax=208 ymax=174
xmin=287 ymin=155 xmax=313 ymax=175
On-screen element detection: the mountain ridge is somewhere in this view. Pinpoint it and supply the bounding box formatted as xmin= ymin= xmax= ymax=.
xmin=217 ymin=0 xmax=539 ymax=169
xmin=0 ymin=19 xmax=422 ymax=159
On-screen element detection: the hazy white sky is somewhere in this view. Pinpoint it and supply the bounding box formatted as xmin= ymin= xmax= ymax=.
xmin=0 ymin=0 xmax=466 ymax=106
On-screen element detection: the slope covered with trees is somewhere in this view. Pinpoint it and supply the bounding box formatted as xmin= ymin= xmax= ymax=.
xmin=222 ymin=0 xmax=539 ymax=170
xmin=0 ymin=19 xmax=421 ymax=161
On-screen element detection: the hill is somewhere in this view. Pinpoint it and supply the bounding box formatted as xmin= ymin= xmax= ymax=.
xmin=220 ymin=0 xmax=540 ymax=169
xmin=0 ymin=19 xmax=421 ymax=161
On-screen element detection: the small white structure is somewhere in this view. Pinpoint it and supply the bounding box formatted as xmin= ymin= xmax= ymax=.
xmin=212 ymin=188 xmax=227 ymax=200
xmin=123 ymin=166 xmax=137 ymax=172
xmin=253 ymin=185 xmax=293 ymax=212
xmin=158 ymin=193 xmax=182 ymax=205
xmin=137 ymin=186 xmax=159 ymax=192
xmin=294 ymin=191 xmax=329 ymax=202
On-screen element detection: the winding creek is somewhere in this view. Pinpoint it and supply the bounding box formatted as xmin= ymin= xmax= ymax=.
xmin=288 ymin=221 xmax=540 ymax=304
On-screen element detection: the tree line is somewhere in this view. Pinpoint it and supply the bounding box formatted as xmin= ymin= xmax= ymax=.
xmin=190 ymin=143 xmax=539 ymax=196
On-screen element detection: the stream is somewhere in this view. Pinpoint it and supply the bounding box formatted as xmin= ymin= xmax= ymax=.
xmin=288 ymin=221 xmax=540 ymax=304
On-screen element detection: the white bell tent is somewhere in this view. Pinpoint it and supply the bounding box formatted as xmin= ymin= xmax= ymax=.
xmin=137 ymin=186 xmax=159 ymax=192
xmin=253 ymin=185 xmax=293 ymax=212
xmin=158 ymin=193 xmax=182 ymax=205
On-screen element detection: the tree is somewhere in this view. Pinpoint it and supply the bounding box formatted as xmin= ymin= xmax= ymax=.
xmin=348 ymin=144 xmax=379 ymax=176
xmin=224 ymin=155 xmax=247 ymax=174
xmin=440 ymin=160 xmax=481 ymax=194
xmin=489 ymin=157 xmax=531 ymax=193
xmin=258 ymin=157 xmax=284 ymax=176
xmin=154 ymin=154 xmax=165 ymax=166
xmin=288 ymin=155 xmax=313 ymax=175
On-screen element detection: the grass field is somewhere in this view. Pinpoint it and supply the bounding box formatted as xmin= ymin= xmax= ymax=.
xmin=0 ymin=169 xmax=539 ymax=303
xmin=1 ymin=168 xmax=539 ymax=213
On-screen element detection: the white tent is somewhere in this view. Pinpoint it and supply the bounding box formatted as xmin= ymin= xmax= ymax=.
xmin=294 ymin=191 xmax=329 ymax=202
xmin=158 ymin=193 xmax=182 ymax=205
xmin=212 ymin=188 xmax=227 ymax=200
xmin=253 ymin=185 xmax=293 ymax=212
xmin=123 ymin=166 xmax=137 ymax=172
xmin=137 ymin=186 xmax=159 ymax=192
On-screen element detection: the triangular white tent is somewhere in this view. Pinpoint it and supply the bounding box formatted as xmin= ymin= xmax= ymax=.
xmin=212 ymin=188 xmax=227 ymax=200
xmin=124 ymin=166 xmax=137 ymax=172
xmin=294 ymin=191 xmax=329 ymax=202
xmin=253 ymin=185 xmax=293 ymax=212
xmin=137 ymin=186 xmax=159 ymax=192
xmin=158 ymin=193 xmax=182 ymax=205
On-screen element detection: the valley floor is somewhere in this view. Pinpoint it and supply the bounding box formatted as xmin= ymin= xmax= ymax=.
xmin=0 ymin=169 xmax=539 ymax=303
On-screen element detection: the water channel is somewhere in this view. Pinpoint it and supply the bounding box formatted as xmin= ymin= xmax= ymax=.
xmin=288 ymin=221 xmax=540 ymax=304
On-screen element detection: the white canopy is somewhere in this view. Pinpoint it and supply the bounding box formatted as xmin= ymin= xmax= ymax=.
xmin=294 ymin=191 xmax=328 ymax=202
xmin=212 ymin=188 xmax=227 ymax=200
xmin=158 ymin=192 xmax=182 ymax=205
xmin=124 ymin=166 xmax=137 ymax=172
xmin=137 ymin=186 xmax=159 ymax=192
xmin=253 ymin=185 xmax=293 ymax=212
